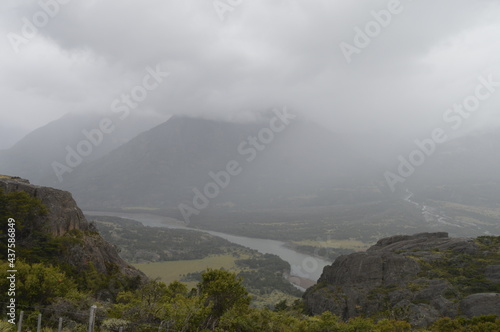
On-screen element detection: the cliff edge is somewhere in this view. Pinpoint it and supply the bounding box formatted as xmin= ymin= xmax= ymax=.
xmin=0 ymin=175 xmax=144 ymax=280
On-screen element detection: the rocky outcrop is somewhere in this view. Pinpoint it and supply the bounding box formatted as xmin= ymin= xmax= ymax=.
xmin=0 ymin=176 xmax=89 ymax=236
xmin=459 ymin=293 xmax=500 ymax=317
xmin=486 ymin=265 xmax=500 ymax=283
xmin=303 ymin=232 xmax=500 ymax=327
xmin=0 ymin=175 xmax=144 ymax=280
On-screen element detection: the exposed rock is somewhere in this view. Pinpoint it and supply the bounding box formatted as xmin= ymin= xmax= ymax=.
xmin=318 ymin=251 xmax=420 ymax=287
xmin=0 ymin=176 xmax=89 ymax=236
xmin=303 ymin=232 xmax=500 ymax=327
xmin=0 ymin=175 xmax=144 ymax=280
xmin=485 ymin=265 xmax=500 ymax=283
xmin=459 ymin=293 xmax=500 ymax=318
xmin=367 ymin=232 xmax=477 ymax=254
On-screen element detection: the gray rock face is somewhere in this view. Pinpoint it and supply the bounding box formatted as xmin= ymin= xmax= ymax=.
xmin=367 ymin=232 xmax=477 ymax=254
xmin=303 ymin=232 xmax=499 ymax=327
xmin=0 ymin=176 xmax=89 ymax=236
xmin=319 ymin=251 xmax=420 ymax=288
xmin=485 ymin=265 xmax=500 ymax=283
xmin=459 ymin=293 xmax=500 ymax=318
xmin=0 ymin=176 xmax=144 ymax=279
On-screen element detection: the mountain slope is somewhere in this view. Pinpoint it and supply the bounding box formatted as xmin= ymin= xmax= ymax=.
xmin=0 ymin=112 xmax=163 ymax=186
xmin=62 ymin=114 xmax=373 ymax=211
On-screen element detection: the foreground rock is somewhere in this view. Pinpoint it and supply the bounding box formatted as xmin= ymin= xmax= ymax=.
xmin=303 ymin=232 xmax=500 ymax=327
xmin=0 ymin=175 xmax=144 ymax=280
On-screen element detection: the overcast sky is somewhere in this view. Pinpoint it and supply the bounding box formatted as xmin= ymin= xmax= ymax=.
xmin=1 ymin=0 xmax=500 ymax=149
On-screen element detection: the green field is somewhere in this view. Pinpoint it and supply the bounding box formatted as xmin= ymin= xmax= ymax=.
xmin=291 ymin=238 xmax=369 ymax=250
xmin=133 ymin=253 xmax=300 ymax=306
xmin=134 ymin=253 xmax=244 ymax=286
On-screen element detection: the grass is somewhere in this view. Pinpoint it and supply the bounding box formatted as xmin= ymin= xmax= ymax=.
xmin=133 ymin=252 xmax=302 ymax=307
xmin=291 ymin=239 xmax=369 ymax=250
xmin=133 ymin=253 xmax=249 ymax=286
xmin=122 ymin=206 xmax=161 ymax=211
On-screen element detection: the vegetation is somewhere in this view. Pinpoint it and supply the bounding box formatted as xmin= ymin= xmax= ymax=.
xmin=1 ymin=188 xmax=499 ymax=330
xmin=187 ymin=199 xmax=431 ymax=243
xmin=94 ymin=216 xmax=243 ymax=262
xmin=414 ymin=235 xmax=500 ymax=301
xmin=0 ymin=189 xmax=49 ymax=261
xmin=94 ymin=216 xmax=302 ymax=305
xmin=2 ymin=264 xmax=499 ymax=332
xmin=1 ymin=236 xmax=499 ymax=330
xmin=429 ymin=315 xmax=500 ymax=332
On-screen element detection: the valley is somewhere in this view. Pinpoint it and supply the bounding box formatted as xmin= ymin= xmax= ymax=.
xmin=3 ymin=2 xmax=500 ymax=329
xmin=91 ymin=215 xmax=304 ymax=306
xmin=87 ymin=213 xmax=333 ymax=283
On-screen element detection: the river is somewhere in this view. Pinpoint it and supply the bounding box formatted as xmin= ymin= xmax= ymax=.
xmin=84 ymin=211 xmax=332 ymax=283
xmin=403 ymin=190 xmax=478 ymax=228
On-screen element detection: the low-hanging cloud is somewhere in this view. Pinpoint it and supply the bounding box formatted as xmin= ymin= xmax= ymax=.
xmin=1 ymin=0 xmax=500 ymax=148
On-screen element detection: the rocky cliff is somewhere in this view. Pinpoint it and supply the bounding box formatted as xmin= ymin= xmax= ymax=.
xmin=0 ymin=175 xmax=144 ymax=280
xmin=303 ymin=232 xmax=500 ymax=327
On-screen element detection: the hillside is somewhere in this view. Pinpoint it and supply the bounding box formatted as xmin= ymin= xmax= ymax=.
xmin=3 ymin=113 xmax=500 ymax=242
xmin=304 ymin=232 xmax=500 ymax=327
xmin=0 ymin=113 xmax=163 ymax=186
xmin=0 ymin=176 xmax=143 ymax=279
xmin=1 ymin=188 xmax=499 ymax=331
xmin=390 ymin=128 xmax=500 ymax=206
xmin=0 ymin=175 xmax=147 ymax=328
xmin=91 ymin=215 xmax=303 ymax=306
xmin=60 ymin=114 xmax=374 ymax=211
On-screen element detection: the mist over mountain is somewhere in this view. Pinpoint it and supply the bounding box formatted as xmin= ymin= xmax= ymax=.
xmin=404 ymin=128 xmax=500 ymax=207
xmin=1 ymin=108 xmax=499 ymax=239
xmin=0 ymin=112 xmax=164 ymax=185
xmin=58 ymin=111 xmax=378 ymax=211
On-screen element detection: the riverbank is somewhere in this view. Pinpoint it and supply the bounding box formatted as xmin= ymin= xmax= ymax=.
xmin=84 ymin=210 xmax=330 ymax=287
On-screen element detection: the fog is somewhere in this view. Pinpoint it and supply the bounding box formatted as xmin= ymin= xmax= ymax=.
xmin=1 ymin=0 xmax=500 ymax=150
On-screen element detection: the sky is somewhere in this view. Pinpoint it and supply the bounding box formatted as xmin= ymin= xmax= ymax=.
xmin=1 ymin=0 xmax=500 ymax=149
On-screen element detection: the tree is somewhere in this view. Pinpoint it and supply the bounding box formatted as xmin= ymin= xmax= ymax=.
xmin=0 ymin=189 xmax=48 ymax=260
xmin=198 ymin=269 xmax=251 ymax=328
xmin=0 ymin=260 xmax=76 ymax=306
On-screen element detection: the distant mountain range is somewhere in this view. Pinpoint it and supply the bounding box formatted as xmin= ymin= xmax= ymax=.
xmin=0 ymin=112 xmax=163 ymax=185
xmin=405 ymin=129 xmax=500 ymax=207
xmin=1 ymin=111 xmax=500 ymax=222
xmin=60 ymin=111 xmax=375 ymax=211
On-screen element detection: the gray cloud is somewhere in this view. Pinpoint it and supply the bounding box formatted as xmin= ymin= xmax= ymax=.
xmin=1 ymin=0 xmax=500 ymax=148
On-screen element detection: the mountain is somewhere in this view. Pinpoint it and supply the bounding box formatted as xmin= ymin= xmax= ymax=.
xmin=61 ymin=113 xmax=377 ymax=212
xmin=4 ymin=110 xmax=500 ymax=239
xmin=0 ymin=112 xmax=164 ymax=186
xmin=303 ymin=232 xmax=500 ymax=327
xmin=403 ymin=128 xmax=500 ymax=206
